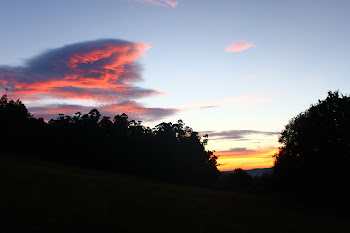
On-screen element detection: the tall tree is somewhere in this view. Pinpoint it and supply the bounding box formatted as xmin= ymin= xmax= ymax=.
xmin=273 ymin=91 xmax=350 ymax=190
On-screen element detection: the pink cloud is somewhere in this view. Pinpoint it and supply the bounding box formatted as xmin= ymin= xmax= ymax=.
xmin=0 ymin=39 xmax=177 ymax=121
xmin=163 ymin=0 xmax=178 ymax=7
xmin=135 ymin=0 xmax=178 ymax=8
xmin=225 ymin=41 xmax=256 ymax=53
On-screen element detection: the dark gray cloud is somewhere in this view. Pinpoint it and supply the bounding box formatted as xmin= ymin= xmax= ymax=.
xmin=0 ymin=39 xmax=177 ymax=121
xmin=201 ymin=129 xmax=280 ymax=140
xmin=220 ymin=147 xmax=253 ymax=152
xmin=29 ymin=100 xmax=176 ymax=122
xmin=199 ymin=105 xmax=218 ymax=109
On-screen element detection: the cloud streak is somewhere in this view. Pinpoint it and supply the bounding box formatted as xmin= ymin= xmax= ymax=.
xmin=232 ymin=69 xmax=276 ymax=83
xmin=135 ymin=0 xmax=178 ymax=7
xmin=201 ymin=129 xmax=280 ymax=141
xmin=178 ymin=92 xmax=275 ymax=111
xmin=0 ymin=39 xmax=176 ymax=121
xmin=29 ymin=101 xmax=176 ymax=121
xmin=225 ymin=41 xmax=255 ymax=53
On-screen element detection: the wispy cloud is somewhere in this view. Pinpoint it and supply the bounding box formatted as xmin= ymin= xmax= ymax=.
xmin=135 ymin=0 xmax=178 ymax=7
xmin=177 ymin=92 xmax=274 ymax=111
xmin=0 ymin=39 xmax=176 ymax=121
xmin=231 ymin=69 xmax=275 ymax=83
xmin=232 ymin=74 xmax=256 ymax=82
xmin=225 ymin=41 xmax=255 ymax=53
xmin=163 ymin=0 xmax=178 ymax=7
xmin=200 ymin=129 xmax=280 ymax=141
xmin=29 ymin=101 xmax=176 ymax=121
xmin=217 ymin=147 xmax=278 ymax=171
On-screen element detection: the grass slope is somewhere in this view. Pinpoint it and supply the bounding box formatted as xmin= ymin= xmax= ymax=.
xmin=0 ymin=155 xmax=348 ymax=233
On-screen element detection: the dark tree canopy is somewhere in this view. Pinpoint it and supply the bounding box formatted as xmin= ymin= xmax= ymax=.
xmin=230 ymin=168 xmax=252 ymax=188
xmin=273 ymin=91 xmax=350 ymax=189
xmin=0 ymin=95 xmax=220 ymax=186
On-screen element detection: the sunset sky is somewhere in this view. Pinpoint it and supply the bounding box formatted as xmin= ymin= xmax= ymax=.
xmin=1 ymin=0 xmax=349 ymax=170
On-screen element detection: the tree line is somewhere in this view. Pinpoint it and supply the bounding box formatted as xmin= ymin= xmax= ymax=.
xmin=273 ymin=91 xmax=350 ymax=193
xmin=2 ymin=90 xmax=350 ymax=194
xmin=222 ymin=91 xmax=350 ymax=203
xmin=0 ymin=94 xmax=220 ymax=186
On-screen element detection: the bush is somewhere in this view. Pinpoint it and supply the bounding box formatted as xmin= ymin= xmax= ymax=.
xmin=230 ymin=168 xmax=252 ymax=188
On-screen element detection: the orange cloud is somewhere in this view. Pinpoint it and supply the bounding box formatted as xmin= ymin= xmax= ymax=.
xmin=0 ymin=39 xmax=176 ymax=121
xmin=135 ymin=0 xmax=178 ymax=8
xmin=217 ymin=147 xmax=278 ymax=171
xmin=225 ymin=41 xmax=256 ymax=53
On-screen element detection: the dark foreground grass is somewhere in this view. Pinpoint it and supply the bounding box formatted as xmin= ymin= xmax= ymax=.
xmin=0 ymin=155 xmax=348 ymax=233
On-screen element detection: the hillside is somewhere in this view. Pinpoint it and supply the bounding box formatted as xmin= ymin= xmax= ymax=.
xmin=0 ymin=155 xmax=348 ymax=233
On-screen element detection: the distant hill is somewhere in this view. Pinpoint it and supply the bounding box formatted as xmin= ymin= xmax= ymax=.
xmin=222 ymin=168 xmax=272 ymax=177
xmin=247 ymin=168 xmax=272 ymax=176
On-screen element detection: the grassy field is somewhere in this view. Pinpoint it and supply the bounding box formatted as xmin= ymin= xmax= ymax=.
xmin=0 ymin=155 xmax=348 ymax=233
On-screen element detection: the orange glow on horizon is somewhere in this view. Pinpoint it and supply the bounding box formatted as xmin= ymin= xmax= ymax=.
xmin=217 ymin=147 xmax=278 ymax=171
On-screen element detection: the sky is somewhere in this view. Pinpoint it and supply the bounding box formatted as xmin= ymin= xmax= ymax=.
xmin=1 ymin=0 xmax=350 ymax=170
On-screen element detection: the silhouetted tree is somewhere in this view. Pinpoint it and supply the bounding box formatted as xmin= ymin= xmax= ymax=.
xmin=0 ymin=96 xmax=220 ymax=186
xmin=113 ymin=113 xmax=129 ymax=137
xmin=0 ymin=95 xmax=31 ymax=154
xmin=230 ymin=168 xmax=252 ymax=188
xmin=273 ymin=91 xmax=350 ymax=192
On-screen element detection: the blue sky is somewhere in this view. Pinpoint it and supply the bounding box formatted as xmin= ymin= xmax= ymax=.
xmin=1 ymin=0 xmax=349 ymax=170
